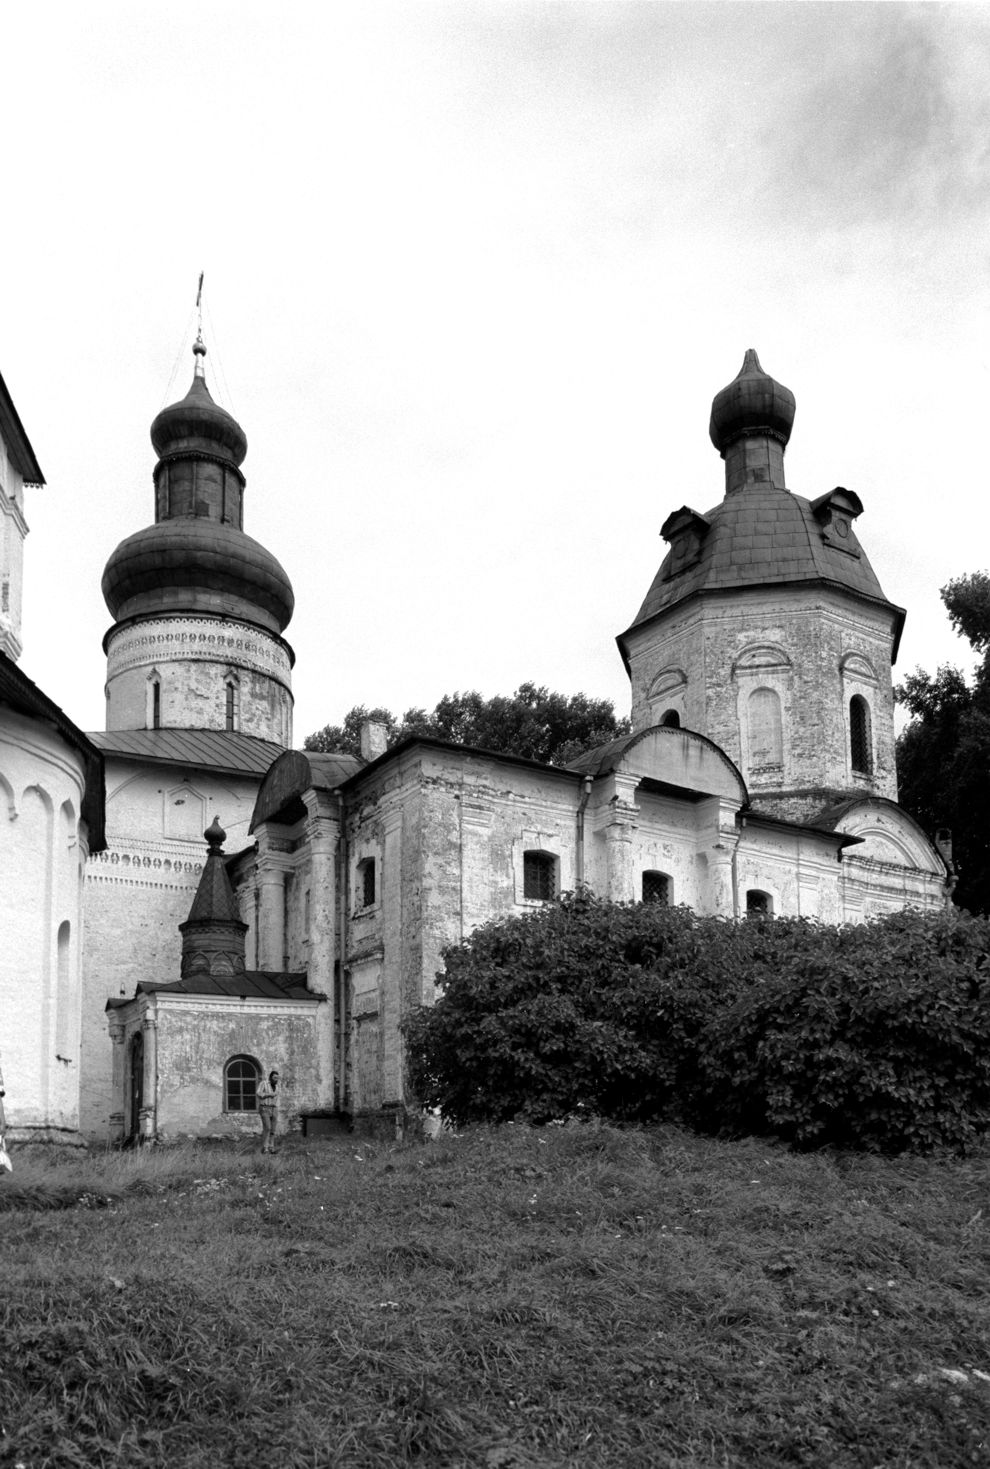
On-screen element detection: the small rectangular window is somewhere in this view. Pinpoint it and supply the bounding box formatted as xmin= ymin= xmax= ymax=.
xmin=642 ymin=871 xmax=671 ymax=904
xmin=357 ymin=857 xmax=376 ymax=909
xmin=523 ymin=851 xmax=556 ymax=901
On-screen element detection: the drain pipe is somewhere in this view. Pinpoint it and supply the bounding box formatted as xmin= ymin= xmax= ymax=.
xmin=575 ymin=775 xmax=593 ymax=888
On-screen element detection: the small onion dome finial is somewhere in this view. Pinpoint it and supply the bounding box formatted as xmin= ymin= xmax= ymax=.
xmin=709 ymin=348 xmax=796 ymax=456
xmin=205 ymin=816 xmax=226 ymax=851
xmin=193 ymin=329 xmax=207 ymax=378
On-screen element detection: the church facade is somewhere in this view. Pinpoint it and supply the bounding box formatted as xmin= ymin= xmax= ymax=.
xmin=0 ymin=335 xmax=950 ymax=1146
xmin=0 ymin=372 xmax=106 ymax=1143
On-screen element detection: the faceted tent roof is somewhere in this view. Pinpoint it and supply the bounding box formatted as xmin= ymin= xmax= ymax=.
xmin=619 ymin=484 xmax=904 ymax=661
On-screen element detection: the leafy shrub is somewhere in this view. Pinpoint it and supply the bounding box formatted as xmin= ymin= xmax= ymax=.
xmin=701 ymin=908 xmax=990 ymax=1152
xmin=404 ymin=897 xmax=990 ymax=1152
xmin=404 ymin=893 xmax=753 ymax=1127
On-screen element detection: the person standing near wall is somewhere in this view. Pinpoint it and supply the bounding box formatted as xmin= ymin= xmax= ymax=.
xmin=0 ymin=1060 xmax=11 ymax=1171
xmin=257 ymin=1068 xmax=280 ymax=1154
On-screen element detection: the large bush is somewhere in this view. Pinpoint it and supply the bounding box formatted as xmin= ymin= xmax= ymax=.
xmin=403 ymin=896 xmax=990 ymax=1152
xmin=702 ymin=907 xmax=990 ymax=1152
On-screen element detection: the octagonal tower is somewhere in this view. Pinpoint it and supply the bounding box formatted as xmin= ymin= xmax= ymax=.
xmin=617 ymin=350 xmax=904 ymax=824
xmin=101 ymin=335 xmax=295 ymax=745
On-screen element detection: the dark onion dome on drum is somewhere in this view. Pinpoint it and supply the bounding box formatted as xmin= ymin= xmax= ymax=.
xmin=101 ymin=519 xmax=294 ymax=635
xmin=101 ymin=332 xmax=294 ymax=637
xmin=709 ymin=348 xmax=795 ymax=454
xmin=150 ymin=333 xmax=247 ymax=469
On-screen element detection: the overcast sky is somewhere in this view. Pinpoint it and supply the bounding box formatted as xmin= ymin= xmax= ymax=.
xmin=4 ymin=2 xmax=988 ymax=744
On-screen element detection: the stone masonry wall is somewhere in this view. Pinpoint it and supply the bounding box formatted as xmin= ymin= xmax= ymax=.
xmin=105 ymin=614 xmax=293 ymax=744
xmin=628 ymin=586 xmax=898 ymax=815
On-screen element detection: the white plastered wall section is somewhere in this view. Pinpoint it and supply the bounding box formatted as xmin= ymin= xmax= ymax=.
xmin=0 ymin=708 xmax=89 ymax=1140
xmin=0 ymin=446 xmax=28 ymax=662
xmin=834 ymin=804 xmax=947 ymax=919
xmin=80 ymin=754 xmax=264 ymax=1140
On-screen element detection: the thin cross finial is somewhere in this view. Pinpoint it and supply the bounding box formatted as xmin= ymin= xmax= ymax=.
xmin=193 ymin=272 xmax=206 ymax=376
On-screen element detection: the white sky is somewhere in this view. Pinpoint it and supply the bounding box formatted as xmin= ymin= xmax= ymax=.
xmin=4 ymin=1 xmax=988 ymax=744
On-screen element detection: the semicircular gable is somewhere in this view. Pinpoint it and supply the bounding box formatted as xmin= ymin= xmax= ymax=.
xmin=732 ymin=643 xmax=792 ymax=676
xmin=840 ymin=651 xmax=879 ymax=684
xmin=833 ymin=800 xmax=945 ymax=875
xmin=614 ymin=725 xmax=747 ymax=803
xmin=647 ymin=666 xmax=688 ymax=700
xmin=251 ymin=749 xmax=313 ymax=831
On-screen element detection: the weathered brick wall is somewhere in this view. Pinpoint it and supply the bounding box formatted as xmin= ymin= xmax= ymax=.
xmin=105 ymin=614 xmax=293 ymax=744
xmin=628 ymin=586 xmax=898 ymax=817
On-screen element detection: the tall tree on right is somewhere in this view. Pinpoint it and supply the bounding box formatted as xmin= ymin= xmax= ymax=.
xmin=896 ymin=572 xmax=990 ymax=915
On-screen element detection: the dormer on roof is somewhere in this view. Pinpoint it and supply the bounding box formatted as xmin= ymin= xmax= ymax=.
xmin=659 ymin=506 xmax=712 ymax=582
xmin=810 ymin=487 xmax=865 ymax=558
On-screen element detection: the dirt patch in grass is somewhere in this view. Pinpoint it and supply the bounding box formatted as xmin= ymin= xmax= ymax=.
xmin=1 ymin=1125 xmax=988 ymax=1467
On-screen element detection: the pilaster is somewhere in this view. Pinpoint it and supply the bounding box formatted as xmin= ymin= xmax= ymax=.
xmin=255 ymin=829 xmax=293 ymax=971
xmin=602 ymin=773 xmax=640 ymax=902
xmin=139 ymin=1013 xmax=157 ymax=1143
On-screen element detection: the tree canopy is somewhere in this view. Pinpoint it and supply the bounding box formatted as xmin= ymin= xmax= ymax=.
xmin=304 ymin=682 xmax=631 ymax=766
xmin=896 ymin=572 xmax=990 ymax=915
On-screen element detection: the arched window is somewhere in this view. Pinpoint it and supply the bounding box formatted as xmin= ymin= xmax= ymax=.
xmin=642 ymin=870 xmax=671 ymax=904
xmin=56 ymin=921 xmax=71 ymax=1054
xmin=523 ymin=850 xmax=557 ymax=901
xmin=850 ymin=695 xmax=872 ymax=775
xmin=224 ymin=676 xmax=240 ymax=733
xmin=225 ymin=1055 xmax=261 ymax=1112
xmin=746 ymin=889 xmax=772 ymax=917
xmin=748 ymin=687 xmax=782 ymax=768
xmin=146 ymin=674 xmax=162 ymax=730
xmin=660 ymin=709 xmax=680 ymax=728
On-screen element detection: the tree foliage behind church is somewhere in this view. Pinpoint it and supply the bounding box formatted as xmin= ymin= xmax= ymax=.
xmin=304 ymin=683 xmax=630 ymax=766
xmin=896 ymin=572 xmax=990 ymax=915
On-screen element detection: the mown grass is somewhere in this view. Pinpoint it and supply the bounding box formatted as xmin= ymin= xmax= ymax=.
xmin=1 ymin=1124 xmax=988 ymax=1468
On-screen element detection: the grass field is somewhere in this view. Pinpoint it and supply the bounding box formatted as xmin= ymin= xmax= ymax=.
xmin=1 ymin=1123 xmax=988 ymax=1468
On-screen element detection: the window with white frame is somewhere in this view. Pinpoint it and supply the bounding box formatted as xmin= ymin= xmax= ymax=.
xmin=523 ymin=850 xmax=557 ymax=902
xmin=224 ymin=1055 xmax=260 ymax=1112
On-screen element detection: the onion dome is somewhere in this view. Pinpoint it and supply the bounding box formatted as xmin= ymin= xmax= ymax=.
xmin=102 ymin=519 xmax=294 ymax=635
xmin=150 ymin=337 xmax=247 ymax=469
xmin=709 ymin=349 xmax=795 ymax=455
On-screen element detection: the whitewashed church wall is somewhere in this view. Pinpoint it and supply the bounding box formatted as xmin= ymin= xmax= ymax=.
xmin=0 ymin=708 xmax=88 ymax=1139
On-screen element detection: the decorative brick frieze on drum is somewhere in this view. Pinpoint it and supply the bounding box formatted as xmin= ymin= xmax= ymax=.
xmin=106 ymin=617 xmax=292 ymax=683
